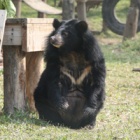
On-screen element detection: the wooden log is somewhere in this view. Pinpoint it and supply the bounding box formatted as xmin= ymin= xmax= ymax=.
xmin=26 ymin=52 xmax=44 ymax=111
xmin=62 ymin=0 xmax=75 ymax=20
xmin=76 ymin=0 xmax=87 ymax=21
xmin=132 ymin=68 xmax=140 ymax=72
xmin=3 ymin=45 xmax=26 ymax=114
xmin=123 ymin=0 xmax=139 ymax=40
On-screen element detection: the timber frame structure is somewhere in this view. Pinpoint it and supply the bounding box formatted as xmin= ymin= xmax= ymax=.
xmin=3 ymin=18 xmax=54 ymax=114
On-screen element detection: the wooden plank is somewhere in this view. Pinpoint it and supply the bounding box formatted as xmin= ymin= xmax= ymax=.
xmin=23 ymin=0 xmax=62 ymax=14
xmin=3 ymin=18 xmax=53 ymax=51
xmin=5 ymin=18 xmax=25 ymax=25
xmin=77 ymin=1 xmax=87 ymax=21
xmin=5 ymin=18 xmax=53 ymax=25
xmin=22 ymin=22 xmax=53 ymax=52
xmin=3 ymin=45 xmax=26 ymax=114
xmin=25 ymin=18 xmax=53 ymax=24
xmin=76 ymin=0 xmax=87 ymax=2
xmin=26 ymin=52 xmax=44 ymax=111
xmin=132 ymin=68 xmax=140 ymax=72
xmin=0 ymin=10 xmax=7 ymax=49
xmin=3 ymin=25 xmax=22 ymax=46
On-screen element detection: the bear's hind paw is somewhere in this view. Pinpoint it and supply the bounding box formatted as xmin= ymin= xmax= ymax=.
xmin=84 ymin=107 xmax=96 ymax=116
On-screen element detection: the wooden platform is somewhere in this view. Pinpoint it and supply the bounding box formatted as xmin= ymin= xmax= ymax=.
xmin=3 ymin=18 xmax=53 ymax=52
xmin=3 ymin=18 xmax=54 ymax=114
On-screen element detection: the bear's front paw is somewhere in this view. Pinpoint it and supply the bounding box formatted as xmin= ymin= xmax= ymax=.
xmin=84 ymin=107 xmax=96 ymax=116
xmin=56 ymin=97 xmax=69 ymax=111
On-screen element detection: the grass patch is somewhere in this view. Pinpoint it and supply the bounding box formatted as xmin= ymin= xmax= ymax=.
xmin=0 ymin=1 xmax=140 ymax=140
xmin=115 ymin=0 xmax=130 ymax=23
xmin=0 ymin=57 xmax=140 ymax=139
xmin=100 ymin=38 xmax=140 ymax=63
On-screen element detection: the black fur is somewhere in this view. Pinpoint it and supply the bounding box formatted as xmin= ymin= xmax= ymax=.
xmin=34 ymin=19 xmax=106 ymax=129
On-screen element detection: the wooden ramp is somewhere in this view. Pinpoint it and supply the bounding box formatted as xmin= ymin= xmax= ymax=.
xmin=23 ymin=0 xmax=62 ymax=15
xmin=0 ymin=10 xmax=7 ymax=50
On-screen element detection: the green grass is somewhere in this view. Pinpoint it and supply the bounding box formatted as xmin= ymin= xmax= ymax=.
xmin=101 ymin=38 xmax=140 ymax=63
xmin=0 ymin=1 xmax=140 ymax=140
xmin=115 ymin=0 xmax=130 ymax=23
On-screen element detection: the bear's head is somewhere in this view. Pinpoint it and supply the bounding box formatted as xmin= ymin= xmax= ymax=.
xmin=49 ymin=19 xmax=88 ymax=52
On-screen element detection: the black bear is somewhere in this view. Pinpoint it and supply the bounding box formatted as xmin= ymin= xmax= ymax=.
xmin=34 ymin=19 xmax=106 ymax=129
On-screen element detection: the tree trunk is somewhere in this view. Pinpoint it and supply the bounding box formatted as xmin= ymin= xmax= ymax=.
xmin=62 ymin=0 xmax=75 ymax=20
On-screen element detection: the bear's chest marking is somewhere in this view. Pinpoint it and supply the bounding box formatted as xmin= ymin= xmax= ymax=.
xmin=61 ymin=66 xmax=91 ymax=85
xmin=60 ymin=52 xmax=91 ymax=85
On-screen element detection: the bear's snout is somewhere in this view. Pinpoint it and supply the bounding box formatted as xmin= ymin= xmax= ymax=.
xmin=50 ymin=36 xmax=55 ymax=43
xmin=50 ymin=35 xmax=63 ymax=48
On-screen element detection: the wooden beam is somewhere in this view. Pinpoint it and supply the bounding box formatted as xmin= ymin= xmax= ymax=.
xmin=62 ymin=0 xmax=75 ymax=20
xmin=0 ymin=10 xmax=7 ymax=49
xmin=76 ymin=0 xmax=87 ymax=21
xmin=26 ymin=52 xmax=44 ymax=111
xmin=22 ymin=18 xmax=53 ymax=52
xmin=3 ymin=45 xmax=26 ymax=114
xmin=3 ymin=18 xmax=54 ymax=52
xmin=132 ymin=68 xmax=140 ymax=72
xmin=3 ymin=25 xmax=22 ymax=46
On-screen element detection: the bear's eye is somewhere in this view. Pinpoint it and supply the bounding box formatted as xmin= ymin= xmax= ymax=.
xmin=62 ymin=32 xmax=68 ymax=37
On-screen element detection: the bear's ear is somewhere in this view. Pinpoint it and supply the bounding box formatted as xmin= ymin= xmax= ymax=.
xmin=76 ymin=21 xmax=88 ymax=33
xmin=53 ymin=19 xmax=61 ymax=29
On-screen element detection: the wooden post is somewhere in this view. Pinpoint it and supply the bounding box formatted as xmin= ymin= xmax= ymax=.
xmin=123 ymin=0 xmax=139 ymax=40
xmin=12 ymin=0 xmax=22 ymax=17
xmin=102 ymin=20 xmax=108 ymax=33
xmin=3 ymin=18 xmax=53 ymax=114
xmin=53 ymin=0 xmax=57 ymax=6
xmin=38 ymin=0 xmax=46 ymax=18
xmin=76 ymin=0 xmax=87 ymax=21
xmin=62 ymin=0 xmax=75 ymax=20
xmin=26 ymin=52 xmax=44 ymax=111
xmin=0 ymin=10 xmax=7 ymax=49
xmin=3 ymin=46 xmax=26 ymax=114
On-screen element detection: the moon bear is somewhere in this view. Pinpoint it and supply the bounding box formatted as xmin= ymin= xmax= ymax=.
xmin=34 ymin=19 xmax=106 ymax=129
